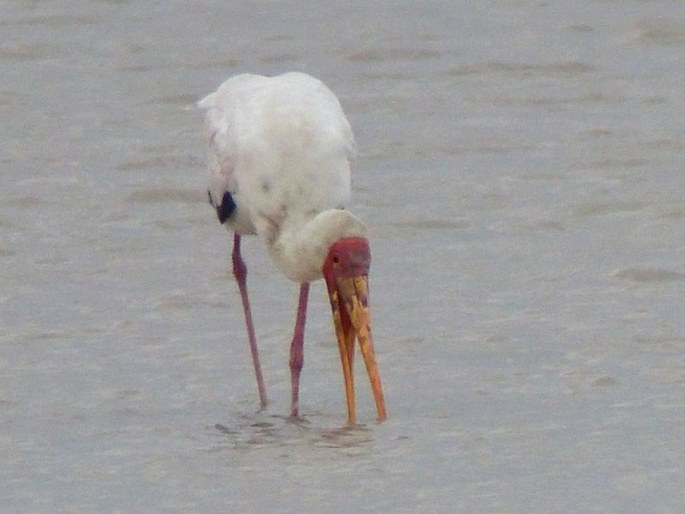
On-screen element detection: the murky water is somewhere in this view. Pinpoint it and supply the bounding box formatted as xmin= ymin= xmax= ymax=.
xmin=2 ymin=1 xmax=684 ymax=512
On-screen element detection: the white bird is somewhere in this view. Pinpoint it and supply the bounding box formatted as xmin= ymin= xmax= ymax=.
xmin=198 ymin=72 xmax=386 ymax=423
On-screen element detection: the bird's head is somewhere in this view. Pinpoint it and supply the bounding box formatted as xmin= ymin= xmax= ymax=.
xmin=322 ymin=237 xmax=387 ymax=423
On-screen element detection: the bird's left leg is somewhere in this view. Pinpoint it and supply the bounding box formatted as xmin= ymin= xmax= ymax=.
xmin=232 ymin=233 xmax=268 ymax=408
xmin=289 ymin=282 xmax=310 ymax=418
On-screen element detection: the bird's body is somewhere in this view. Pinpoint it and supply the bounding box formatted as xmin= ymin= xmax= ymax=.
xmin=200 ymin=72 xmax=360 ymax=282
xmin=199 ymin=72 xmax=386 ymax=423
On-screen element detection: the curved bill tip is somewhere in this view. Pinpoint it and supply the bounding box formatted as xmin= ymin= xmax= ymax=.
xmin=331 ymin=274 xmax=387 ymax=422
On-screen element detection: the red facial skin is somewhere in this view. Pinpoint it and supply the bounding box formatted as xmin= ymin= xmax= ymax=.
xmin=322 ymin=237 xmax=386 ymax=422
xmin=323 ymin=237 xmax=371 ymax=291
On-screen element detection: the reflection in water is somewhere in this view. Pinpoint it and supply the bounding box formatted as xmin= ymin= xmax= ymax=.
xmin=211 ymin=413 xmax=375 ymax=451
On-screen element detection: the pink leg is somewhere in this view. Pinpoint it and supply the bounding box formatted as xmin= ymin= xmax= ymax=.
xmin=289 ymin=282 xmax=310 ymax=418
xmin=232 ymin=233 xmax=267 ymax=408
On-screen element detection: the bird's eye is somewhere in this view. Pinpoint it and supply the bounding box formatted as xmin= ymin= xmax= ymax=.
xmin=332 ymin=255 xmax=340 ymax=264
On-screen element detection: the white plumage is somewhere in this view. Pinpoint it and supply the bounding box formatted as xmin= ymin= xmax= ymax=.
xmin=198 ymin=72 xmax=386 ymax=422
xmin=199 ymin=72 xmax=363 ymax=282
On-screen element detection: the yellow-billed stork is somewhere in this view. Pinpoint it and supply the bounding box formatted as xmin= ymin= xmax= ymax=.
xmin=198 ymin=72 xmax=386 ymax=423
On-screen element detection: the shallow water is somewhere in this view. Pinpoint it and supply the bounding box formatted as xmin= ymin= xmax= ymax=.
xmin=2 ymin=1 xmax=684 ymax=512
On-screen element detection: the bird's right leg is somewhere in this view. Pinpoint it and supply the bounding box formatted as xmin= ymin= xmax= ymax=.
xmin=232 ymin=233 xmax=268 ymax=408
xmin=289 ymin=282 xmax=310 ymax=418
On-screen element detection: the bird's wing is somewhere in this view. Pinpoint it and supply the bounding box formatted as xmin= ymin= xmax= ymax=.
xmin=198 ymin=89 xmax=238 ymax=202
xmin=198 ymin=75 xmax=266 ymax=234
xmin=199 ymin=73 xmax=356 ymax=236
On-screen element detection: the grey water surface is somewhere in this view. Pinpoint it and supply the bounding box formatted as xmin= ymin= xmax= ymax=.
xmin=1 ymin=1 xmax=684 ymax=512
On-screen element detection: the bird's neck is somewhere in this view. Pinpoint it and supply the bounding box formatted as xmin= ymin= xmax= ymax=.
xmin=268 ymin=209 xmax=368 ymax=283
